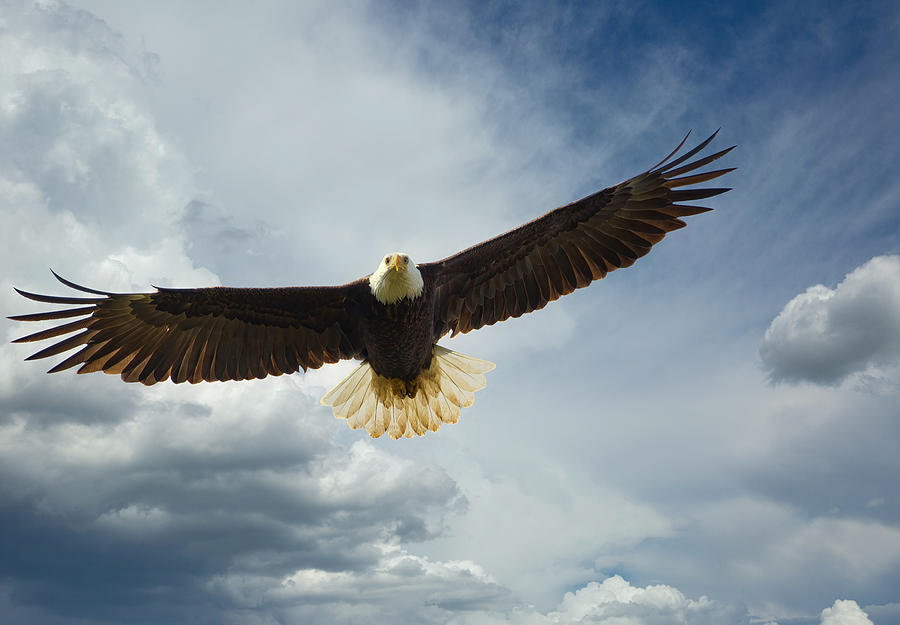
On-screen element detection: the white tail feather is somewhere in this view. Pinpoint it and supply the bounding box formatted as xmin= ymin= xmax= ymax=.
xmin=321 ymin=345 xmax=495 ymax=439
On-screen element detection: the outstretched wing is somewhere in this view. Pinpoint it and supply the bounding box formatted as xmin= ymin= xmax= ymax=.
xmin=421 ymin=131 xmax=735 ymax=338
xmin=10 ymin=272 xmax=368 ymax=385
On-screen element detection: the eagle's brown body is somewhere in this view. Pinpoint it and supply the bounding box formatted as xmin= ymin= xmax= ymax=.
xmin=11 ymin=131 xmax=735 ymax=438
xmin=357 ymin=280 xmax=436 ymax=383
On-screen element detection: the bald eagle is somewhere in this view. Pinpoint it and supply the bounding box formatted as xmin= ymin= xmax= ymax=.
xmin=11 ymin=132 xmax=733 ymax=439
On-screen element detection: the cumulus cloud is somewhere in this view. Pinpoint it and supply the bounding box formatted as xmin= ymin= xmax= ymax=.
xmin=760 ymin=255 xmax=900 ymax=385
xmin=544 ymin=575 xmax=746 ymax=625
xmin=820 ymin=599 xmax=873 ymax=625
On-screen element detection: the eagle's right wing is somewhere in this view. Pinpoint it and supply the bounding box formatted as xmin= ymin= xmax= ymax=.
xmin=420 ymin=131 xmax=735 ymax=339
xmin=10 ymin=272 xmax=368 ymax=385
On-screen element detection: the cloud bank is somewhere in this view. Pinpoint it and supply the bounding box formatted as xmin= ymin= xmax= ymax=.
xmin=760 ymin=255 xmax=900 ymax=386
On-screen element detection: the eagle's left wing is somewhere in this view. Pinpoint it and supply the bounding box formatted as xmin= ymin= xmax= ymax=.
xmin=420 ymin=131 xmax=735 ymax=339
xmin=10 ymin=272 xmax=368 ymax=384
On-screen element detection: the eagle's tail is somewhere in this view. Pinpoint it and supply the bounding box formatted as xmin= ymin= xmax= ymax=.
xmin=321 ymin=345 xmax=495 ymax=439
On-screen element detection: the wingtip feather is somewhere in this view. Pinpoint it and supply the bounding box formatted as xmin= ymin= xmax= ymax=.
xmin=13 ymin=287 xmax=103 ymax=305
xmin=647 ymin=130 xmax=692 ymax=170
xmin=50 ymin=269 xmax=115 ymax=296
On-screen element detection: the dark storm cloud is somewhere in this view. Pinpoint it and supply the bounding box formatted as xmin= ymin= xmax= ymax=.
xmin=0 ymin=379 xmax=467 ymax=623
xmin=0 ymin=376 xmax=140 ymax=427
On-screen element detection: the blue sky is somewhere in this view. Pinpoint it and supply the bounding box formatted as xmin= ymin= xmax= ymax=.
xmin=1 ymin=1 xmax=899 ymax=624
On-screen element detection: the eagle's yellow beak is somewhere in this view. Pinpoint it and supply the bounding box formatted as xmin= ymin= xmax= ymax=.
xmin=391 ymin=255 xmax=402 ymax=272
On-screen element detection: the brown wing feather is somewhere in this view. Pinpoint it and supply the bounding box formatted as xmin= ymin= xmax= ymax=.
xmin=10 ymin=274 xmax=368 ymax=385
xmin=421 ymin=131 xmax=735 ymax=338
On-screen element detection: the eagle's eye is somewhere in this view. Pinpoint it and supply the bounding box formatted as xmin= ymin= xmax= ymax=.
xmin=401 ymin=255 xmax=409 ymax=263
xmin=384 ymin=256 xmax=390 ymax=265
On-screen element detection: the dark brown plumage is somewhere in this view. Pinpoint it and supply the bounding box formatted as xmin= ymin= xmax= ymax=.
xmin=10 ymin=131 xmax=734 ymax=438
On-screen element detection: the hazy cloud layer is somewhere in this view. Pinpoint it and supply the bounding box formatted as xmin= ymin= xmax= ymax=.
xmin=760 ymin=255 xmax=900 ymax=385
xmin=225 ymin=573 xmax=748 ymax=625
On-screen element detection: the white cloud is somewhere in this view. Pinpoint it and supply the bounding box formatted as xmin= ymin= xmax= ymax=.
xmin=760 ymin=255 xmax=900 ymax=385
xmin=545 ymin=575 xmax=746 ymax=625
xmin=820 ymin=599 xmax=873 ymax=625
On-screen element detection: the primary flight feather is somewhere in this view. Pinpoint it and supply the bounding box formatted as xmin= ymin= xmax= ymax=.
xmin=10 ymin=131 xmax=734 ymax=439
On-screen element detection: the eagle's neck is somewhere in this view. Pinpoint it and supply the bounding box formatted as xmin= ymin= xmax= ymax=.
xmin=369 ymin=264 xmax=424 ymax=305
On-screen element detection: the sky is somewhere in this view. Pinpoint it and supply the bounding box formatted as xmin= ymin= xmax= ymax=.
xmin=1 ymin=0 xmax=899 ymax=624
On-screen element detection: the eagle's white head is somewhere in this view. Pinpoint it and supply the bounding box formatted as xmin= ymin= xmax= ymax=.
xmin=368 ymin=252 xmax=424 ymax=305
